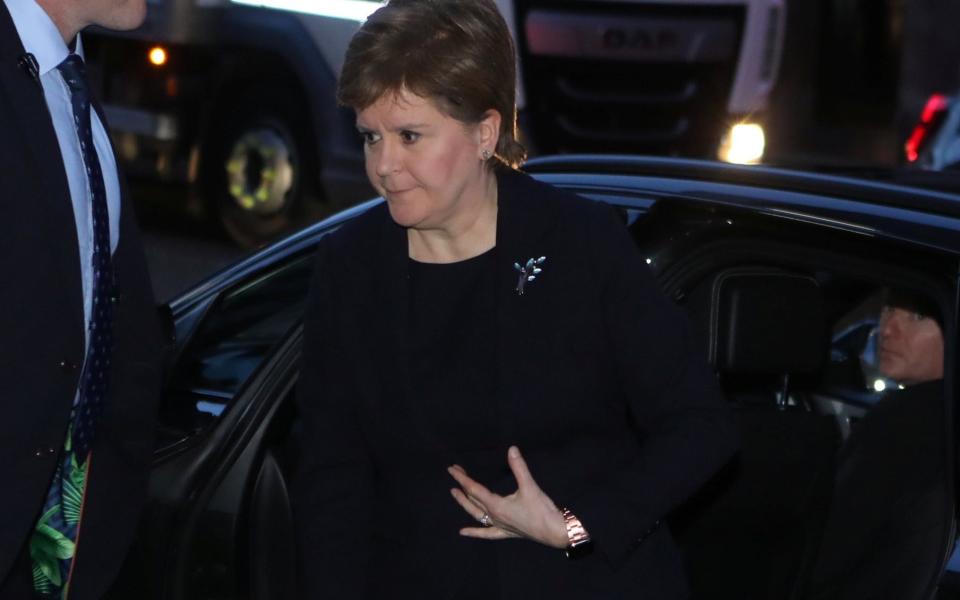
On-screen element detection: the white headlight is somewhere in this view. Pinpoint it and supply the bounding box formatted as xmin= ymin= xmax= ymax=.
xmin=718 ymin=123 xmax=766 ymax=165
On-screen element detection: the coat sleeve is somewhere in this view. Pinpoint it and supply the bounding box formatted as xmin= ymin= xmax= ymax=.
xmin=291 ymin=238 xmax=375 ymax=598
xmin=568 ymin=203 xmax=739 ymax=568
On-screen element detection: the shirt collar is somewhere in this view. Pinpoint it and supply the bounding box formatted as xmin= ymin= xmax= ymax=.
xmin=3 ymin=0 xmax=83 ymax=76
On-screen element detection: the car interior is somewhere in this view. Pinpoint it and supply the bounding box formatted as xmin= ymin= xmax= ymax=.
xmin=666 ymin=257 xmax=952 ymax=600
xmin=673 ymin=266 xmax=839 ymax=599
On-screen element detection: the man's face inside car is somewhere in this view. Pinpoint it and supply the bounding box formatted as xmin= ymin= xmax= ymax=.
xmin=878 ymin=303 xmax=944 ymax=385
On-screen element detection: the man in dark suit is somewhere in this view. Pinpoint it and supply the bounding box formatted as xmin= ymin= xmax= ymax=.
xmin=802 ymin=290 xmax=947 ymax=599
xmin=0 ymin=0 xmax=162 ymax=597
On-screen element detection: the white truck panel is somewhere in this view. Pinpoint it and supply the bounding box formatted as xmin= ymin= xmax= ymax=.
xmin=727 ymin=0 xmax=785 ymax=114
xmin=225 ymin=0 xmax=781 ymax=117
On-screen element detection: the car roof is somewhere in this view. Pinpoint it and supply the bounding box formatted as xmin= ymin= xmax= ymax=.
xmin=526 ymin=155 xmax=960 ymax=254
xmin=171 ymin=156 xmax=960 ymax=311
xmin=525 ymin=154 xmax=960 ymax=219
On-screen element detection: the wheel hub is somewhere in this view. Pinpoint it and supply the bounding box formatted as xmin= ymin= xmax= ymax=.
xmin=225 ymin=127 xmax=295 ymax=216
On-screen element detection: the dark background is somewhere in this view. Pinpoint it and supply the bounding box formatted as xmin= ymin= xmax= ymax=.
xmin=768 ymin=0 xmax=960 ymax=167
xmin=140 ymin=0 xmax=960 ymax=300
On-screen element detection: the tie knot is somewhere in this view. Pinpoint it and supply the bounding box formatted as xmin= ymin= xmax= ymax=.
xmin=57 ymin=54 xmax=88 ymax=95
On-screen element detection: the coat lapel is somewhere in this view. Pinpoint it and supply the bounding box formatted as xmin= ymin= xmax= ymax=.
xmin=493 ymin=168 xmax=560 ymax=445
xmin=0 ymin=2 xmax=85 ymax=345
xmin=0 ymin=4 xmax=71 ymax=212
xmin=376 ymin=210 xmax=410 ymax=388
xmin=371 ymin=210 xmax=445 ymax=450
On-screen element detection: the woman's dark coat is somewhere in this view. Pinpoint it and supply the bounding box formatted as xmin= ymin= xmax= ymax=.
xmin=292 ymin=167 xmax=737 ymax=599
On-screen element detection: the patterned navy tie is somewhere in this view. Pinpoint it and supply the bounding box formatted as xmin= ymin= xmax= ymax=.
xmin=30 ymin=53 xmax=117 ymax=598
xmin=58 ymin=54 xmax=115 ymax=461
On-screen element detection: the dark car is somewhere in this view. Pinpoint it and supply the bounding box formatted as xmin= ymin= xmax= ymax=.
xmin=108 ymin=156 xmax=960 ymax=600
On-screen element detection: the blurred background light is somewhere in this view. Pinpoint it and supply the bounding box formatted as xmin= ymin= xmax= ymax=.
xmin=719 ymin=122 xmax=766 ymax=165
xmin=228 ymin=0 xmax=382 ymax=21
xmin=148 ymin=46 xmax=167 ymax=67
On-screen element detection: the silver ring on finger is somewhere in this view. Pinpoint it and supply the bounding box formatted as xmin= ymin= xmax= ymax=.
xmin=479 ymin=513 xmax=492 ymax=527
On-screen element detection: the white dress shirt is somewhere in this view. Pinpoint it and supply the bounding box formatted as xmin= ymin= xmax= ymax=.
xmin=4 ymin=0 xmax=122 ymax=350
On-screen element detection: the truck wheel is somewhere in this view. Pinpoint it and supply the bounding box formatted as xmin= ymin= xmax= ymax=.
xmin=207 ymin=105 xmax=316 ymax=248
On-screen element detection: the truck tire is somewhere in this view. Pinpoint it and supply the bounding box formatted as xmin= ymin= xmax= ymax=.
xmin=205 ymin=95 xmax=317 ymax=248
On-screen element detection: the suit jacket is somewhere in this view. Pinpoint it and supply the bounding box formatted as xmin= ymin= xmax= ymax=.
xmin=293 ymin=167 xmax=738 ymax=599
xmin=0 ymin=6 xmax=163 ymax=599
xmin=804 ymin=381 xmax=948 ymax=600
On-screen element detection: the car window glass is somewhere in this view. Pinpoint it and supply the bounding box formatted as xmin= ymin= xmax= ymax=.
xmin=808 ymin=286 xmax=948 ymax=599
xmin=666 ymin=254 xmax=950 ymax=600
xmin=823 ymin=290 xmax=899 ymax=407
xmin=158 ymin=252 xmax=315 ymax=445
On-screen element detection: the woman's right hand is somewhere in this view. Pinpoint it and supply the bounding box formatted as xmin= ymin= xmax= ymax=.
xmin=448 ymin=446 xmax=570 ymax=549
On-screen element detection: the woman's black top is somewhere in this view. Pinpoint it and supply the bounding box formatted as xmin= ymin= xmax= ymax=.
xmin=407 ymin=249 xmax=500 ymax=598
xmin=407 ymin=249 xmax=499 ymax=465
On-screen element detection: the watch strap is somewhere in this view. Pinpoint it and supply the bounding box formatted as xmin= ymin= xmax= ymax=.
xmin=561 ymin=507 xmax=592 ymax=559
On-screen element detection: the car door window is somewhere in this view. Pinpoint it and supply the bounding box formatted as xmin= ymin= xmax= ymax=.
xmin=807 ymin=285 xmax=949 ymax=599
xmin=637 ymin=204 xmax=955 ymax=600
xmin=159 ymin=252 xmax=315 ymax=446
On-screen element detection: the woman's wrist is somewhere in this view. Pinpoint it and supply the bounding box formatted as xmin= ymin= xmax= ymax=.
xmin=559 ymin=507 xmax=593 ymax=557
xmin=549 ymin=508 xmax=571 ymax=548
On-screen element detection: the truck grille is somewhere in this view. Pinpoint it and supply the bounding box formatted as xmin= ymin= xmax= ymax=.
xmin=516 ymin=2 xmax=745 ymax=157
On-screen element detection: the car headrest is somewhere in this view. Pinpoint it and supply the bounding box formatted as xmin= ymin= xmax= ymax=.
xmin=688 ymin=267 xmax=826 ymax=375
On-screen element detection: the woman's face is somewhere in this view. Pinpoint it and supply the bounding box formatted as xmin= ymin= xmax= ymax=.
xmin=356 ymin=89 xmax=497 ymax=232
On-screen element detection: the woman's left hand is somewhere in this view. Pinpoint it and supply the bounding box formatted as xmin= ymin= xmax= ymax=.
xmin=448 ymin=446 xmax=569 ymax=549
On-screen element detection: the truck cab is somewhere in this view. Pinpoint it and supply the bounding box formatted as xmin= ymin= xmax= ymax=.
xmin=83 ymin=0 xmax=785 ymax=245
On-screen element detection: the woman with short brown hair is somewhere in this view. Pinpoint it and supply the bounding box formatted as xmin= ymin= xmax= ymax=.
xmin=337 ymin=0 xmax=526 ymax=168
xmin=292 ymin=1 xmax=737 ymax=598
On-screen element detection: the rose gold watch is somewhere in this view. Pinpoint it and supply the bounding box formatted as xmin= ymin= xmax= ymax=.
xmin=561 ymin=508 xmax=593 ymax=559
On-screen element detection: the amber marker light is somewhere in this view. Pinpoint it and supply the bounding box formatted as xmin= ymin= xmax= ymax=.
xmin=148 ymin=46 xmax=168 ymax=67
